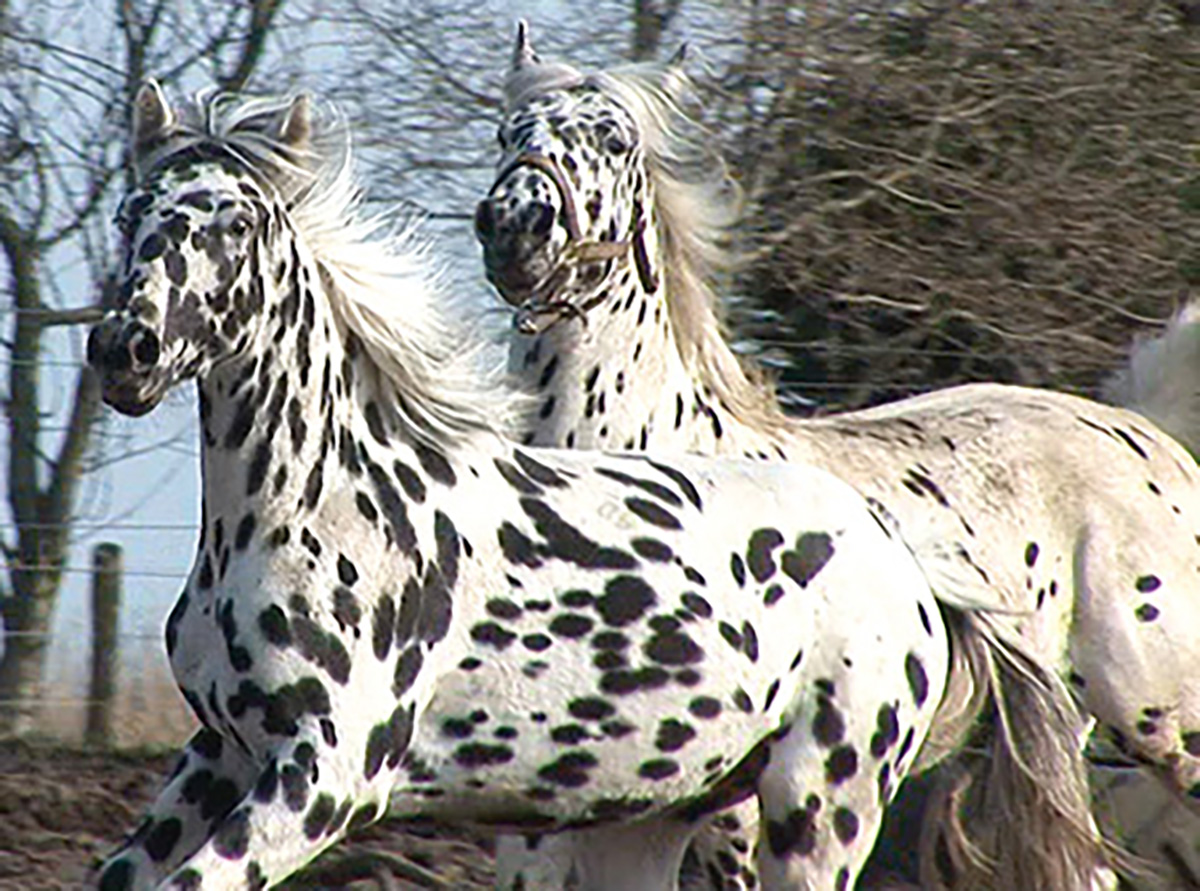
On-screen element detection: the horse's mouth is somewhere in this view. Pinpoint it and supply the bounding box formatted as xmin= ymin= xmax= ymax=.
xmin=483 ymin=260 xmax=544 ymax=306
xmin=97 ymin=375 xmax=167 ymax=417
xmin=481 ymin=241 xmax=571 ymax=308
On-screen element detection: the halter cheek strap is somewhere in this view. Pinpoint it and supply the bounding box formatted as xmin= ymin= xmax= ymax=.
xmin=495 ymin=152 xmax=633 ymax=262
xmin=493 ymin=152 xmax=587 ymax=244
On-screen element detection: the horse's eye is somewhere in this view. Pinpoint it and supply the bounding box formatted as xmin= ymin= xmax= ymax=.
xmin=596 ymin=122 xmax=631 ymax=155
xmin=226 ymin=214 xmax=253 ymax=238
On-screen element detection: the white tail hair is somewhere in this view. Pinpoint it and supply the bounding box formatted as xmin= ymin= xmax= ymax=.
xmin=1104 ymin=301 xmax=1200 ymax=457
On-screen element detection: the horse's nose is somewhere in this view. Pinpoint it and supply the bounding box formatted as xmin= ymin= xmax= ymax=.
xmin=87 ymin=317 xmax=160 ymax=374
xmin=87 ymin=317 xmax=125 ymax=372
xmin=128 ymin=325 xmax=161 ymax=368
xmin=530 ymin=202 xmax=555 ymax=237
xmin=475 ymin=190 xmax=557 ymax=247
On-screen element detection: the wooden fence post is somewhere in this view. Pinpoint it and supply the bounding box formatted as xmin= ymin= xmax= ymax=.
xmin=85 ymin=542 xmax=122 ymax=747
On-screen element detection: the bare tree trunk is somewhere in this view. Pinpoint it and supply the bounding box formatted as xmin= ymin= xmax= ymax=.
xmin=0 ymin=281 xmax=102 ymax=736
xmin=219 ymin=0 xmax=287 ymax=92
xmin=0 ymin=0 xmax=290 ymax=737
xmin=0 ymin=212 xmax=58 ymax=737
xmin=630 ymin=0 xmax=683 ymax=61
xmin=0 ymin=577 xmax=58 ymax=737
xmin=86 ymin=543 xmax=122 ymax=747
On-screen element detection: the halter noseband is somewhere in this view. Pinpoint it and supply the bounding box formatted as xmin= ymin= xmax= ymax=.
xmin=493 ymin=151 xmax=643 ymax=335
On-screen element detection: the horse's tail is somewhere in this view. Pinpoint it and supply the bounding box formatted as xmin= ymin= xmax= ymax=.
xmin=909 ymin=543 xmax=1115 ymax=890
xmin=1104 ymin=300 xmax=1200 ymax=457
xmin=921 ymin=609 xmax=1120 ymax=890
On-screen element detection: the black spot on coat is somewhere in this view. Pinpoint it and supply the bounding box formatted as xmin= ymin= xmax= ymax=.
xmin=746 ymin=528 xmax=785 ymax=583
xmin=372 ymin=595 xmax=396 ymax=660
xmin=520 ymin=498 xmax=637 ymax=569
xmin=625 ymin=496 xmax=681 ymax=530
xmin=595 ymin=575 xmax=657 ymax=626
xmin=303 ymin=794 xmax=336 ymax=840
xmin=213 ymin=807 xmax=251 ymax=859
xmin=413 ymin=441 xmax=456 ymax=487
xmin=781 ymin=532 xmax=835 ymax=589
xmin=905 ymin=652 xmax=929 ymax=706
xmin=144 ymin=817 xmax=183 ymax=862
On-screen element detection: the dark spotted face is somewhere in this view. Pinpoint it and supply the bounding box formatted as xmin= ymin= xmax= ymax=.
xmin=475 ymin=85 xmax=646 ymax=308
xmin=88 ymin=154 xmax=269 ymax=416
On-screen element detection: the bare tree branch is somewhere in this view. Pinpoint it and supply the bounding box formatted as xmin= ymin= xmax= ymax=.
xmin=219 ymin=0 xmax=286 ymax=93
xmin=42 ymin=366 xmax=102 ymax=530
xmin=0 ymin=0 xmax=303 ymax=735
xmin=0 ymin=207 xmax=41 ymax=529
xmin=345 ymin=2 xmax=502 ymax=111
xmin=631 ymin=0 xmax=684 ymax=61
xmin=728 ymin=1 xmax=1200 ymax=409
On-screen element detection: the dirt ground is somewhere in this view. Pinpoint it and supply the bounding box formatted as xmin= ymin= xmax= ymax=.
xmin=2 ymin=737 xmax=1197 ymax=890
xmin=0 ymin=739 xmax=493 ymax=890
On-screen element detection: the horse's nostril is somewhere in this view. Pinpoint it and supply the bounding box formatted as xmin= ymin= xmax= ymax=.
xmin=127 ymin=326 xmax=161 ymax=369
xmin=86 ymin=327 xmax=103 ymax=369
xmin=87 ymin=320 xmax=132 ymax=372
xmin=474 ymin=200 xmax=495 ymax=240
xmin=531 ymin=203 xmax=555 ymax=238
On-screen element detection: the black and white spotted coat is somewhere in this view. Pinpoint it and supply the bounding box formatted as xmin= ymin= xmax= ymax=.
xmin=476 ymin=26 xmax=1200 ymax=891
xmin=86 ymin=84 xmax=955 ymax=890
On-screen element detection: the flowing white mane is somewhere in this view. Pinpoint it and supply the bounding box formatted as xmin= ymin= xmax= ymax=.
xmin=510 ymin=60 xmax=786 ymax=428
xmin=153 ymin=91 xmax=524 ymax=444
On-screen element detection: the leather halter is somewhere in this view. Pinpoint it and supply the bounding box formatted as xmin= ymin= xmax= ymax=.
xmin=492 ymin=151 xmax=648 ymax=335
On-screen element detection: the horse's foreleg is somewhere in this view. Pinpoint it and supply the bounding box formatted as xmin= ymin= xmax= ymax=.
xmin=96 ymin=727 xmax=258 ymax=889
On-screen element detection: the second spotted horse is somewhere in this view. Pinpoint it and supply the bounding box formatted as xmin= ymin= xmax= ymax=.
xmin=475 ymin=23 xmax=1200 ymax=891
xmin=83 ymin=82 xmax=1016 ymax=889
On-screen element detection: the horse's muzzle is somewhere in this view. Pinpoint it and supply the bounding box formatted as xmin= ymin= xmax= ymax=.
xmin=475 ymin=157 xmax=573 ymax=306
xmin=87 ymin=317 xmax=167 ymax=416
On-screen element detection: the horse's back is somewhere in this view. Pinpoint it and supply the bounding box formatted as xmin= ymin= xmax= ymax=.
xmin=794 ymin=382 xmax=1200 ymax=800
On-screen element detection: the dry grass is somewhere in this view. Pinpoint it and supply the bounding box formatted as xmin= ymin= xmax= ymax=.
xmin=31 ymin=644 xmax=195 ymax=750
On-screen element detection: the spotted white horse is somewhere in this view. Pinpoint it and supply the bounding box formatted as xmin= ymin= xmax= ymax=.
xmin=475 ymin=24 xmax=1200 ymax=891
xmin=85 ymin=82 xmax=1001 ymax=890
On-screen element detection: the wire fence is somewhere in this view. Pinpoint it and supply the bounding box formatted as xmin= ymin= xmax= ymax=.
xmin=0 ymin=572 xmax=198 ymax=751
xmin=1 ymin=496 xmax=200 ymax=747
xmin=6 ymin=565 xmax=188 ymax=580
xmin=2 ymin=341 xmax=1114 ymax=367
xmin=0 ymin=303 xmax=1138 ymax=750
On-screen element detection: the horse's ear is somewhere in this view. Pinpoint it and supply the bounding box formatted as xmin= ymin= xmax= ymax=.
xmin=505 ymin=19 xmax=584 ymax=109
xmin=660 ymin=44 xmax=693 ymax=103
xmin=279 ymin=94 xmax=312 ymax=152
xmin=511 ymin=19 xmax=539 ymax=72
xmin=132 ymin=79 xmax=174 ymax=154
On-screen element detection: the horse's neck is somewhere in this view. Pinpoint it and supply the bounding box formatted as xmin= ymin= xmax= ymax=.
xmin=194 ymin=245 xmax=476 ymax=596
xmin=512 ymin=276 xmax=788 ymax=460
xmin=511 ymin=275 xmax=686 ymax=450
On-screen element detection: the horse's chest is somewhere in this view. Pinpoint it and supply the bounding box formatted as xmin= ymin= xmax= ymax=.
xmin=167 ymin=560 xmax=366 ymax=753
xmin=168 ymin=586 xmax=229 ymax=690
